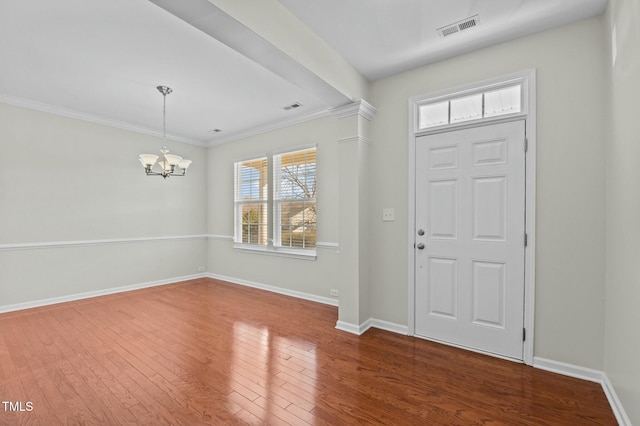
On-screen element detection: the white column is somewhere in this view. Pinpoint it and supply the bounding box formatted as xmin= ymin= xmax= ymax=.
xmin=333 ymin=100 xmax=376 ymax=333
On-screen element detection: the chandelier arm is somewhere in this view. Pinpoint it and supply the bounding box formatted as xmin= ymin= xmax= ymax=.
xmin=144 ymin=168 xmax=186 ymax=178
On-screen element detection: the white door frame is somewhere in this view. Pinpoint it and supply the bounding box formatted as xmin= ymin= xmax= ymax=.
xmin=407 ymin=69 xmax=536 ymax=365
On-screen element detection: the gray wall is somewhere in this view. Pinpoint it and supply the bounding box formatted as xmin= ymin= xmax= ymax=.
xmin=604 ymin=0 xmax=640 ymax=422
xmin=206 ymin=115 xmax=342 ymax=301
xmin=368 ymin=17 xmax=607 ymax=370
xmin=0 ymin=103 xmax=207 ymax=308
xmin=204 ymin=17 xmax=608 ymax=371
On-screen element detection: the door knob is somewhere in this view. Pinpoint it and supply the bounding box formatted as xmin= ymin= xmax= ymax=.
xmin=417 ymin=243 xmax=425 ymax=250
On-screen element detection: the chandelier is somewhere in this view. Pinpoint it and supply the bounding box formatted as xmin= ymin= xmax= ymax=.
xmin=138 ymin=86 xmax=192 ymax=178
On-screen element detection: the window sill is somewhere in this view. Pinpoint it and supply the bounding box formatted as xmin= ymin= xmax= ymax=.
xmin=233 ymin=243 xmax=317 ymax=261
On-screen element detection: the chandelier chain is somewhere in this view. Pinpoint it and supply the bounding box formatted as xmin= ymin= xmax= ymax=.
xmin=161 ymin=86 xmax=168 ymax=151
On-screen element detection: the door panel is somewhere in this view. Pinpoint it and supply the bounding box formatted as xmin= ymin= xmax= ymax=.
xmin=472 ymin=175 xmax=507 ymax=241
xmin=428 ymin=180 xmax=458 ymax=239
xmin=471 ymin=260 xmax=506 ymax=328
xmin=428 ymin=257 xmax=458 ymax=319
xmin=414 ymin=120 xmax=526 ymax=360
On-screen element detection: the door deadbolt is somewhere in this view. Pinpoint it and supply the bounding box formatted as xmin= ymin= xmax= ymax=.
xmin=417 ymin=229 xmax=425 ymax=236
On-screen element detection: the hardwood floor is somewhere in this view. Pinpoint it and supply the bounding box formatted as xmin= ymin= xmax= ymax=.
xmin=0 ymin=278 xmax=616 ymax=425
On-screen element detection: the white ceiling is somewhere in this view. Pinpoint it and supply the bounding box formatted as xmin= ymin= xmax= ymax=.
xmin=0 ymin=0 xmax=607 ymax=146
xmin=280 ymin=0 xmax=608 ymax=80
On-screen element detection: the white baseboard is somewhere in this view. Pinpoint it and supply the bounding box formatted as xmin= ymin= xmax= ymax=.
xmin=207 ymin=273 xmax=339 ymax=307
xmin=335 ymin=320 xmax=365 ymax=335
xmin=533 ymin=357 xmax=630 ymax=425
xmin=335 ymin=318 xmax=408 ymax=336
xmin=0 ymin=273 xmax=206 ymax=314
xmin=205 ymin=273 xmax=408 ymax=337
xmin=533 ymin=357 xmax=603 ymax=383
xmin=602 ymin=374 xmax=632 ymax=426
xmin=370 ymin=318 xmax=409 ymax=335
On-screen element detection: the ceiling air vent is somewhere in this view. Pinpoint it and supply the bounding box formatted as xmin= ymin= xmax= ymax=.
xmin=437 ymin=15 xmax=480 ymax=38
xmin=283 ymin=102 xmax=302 ymax=111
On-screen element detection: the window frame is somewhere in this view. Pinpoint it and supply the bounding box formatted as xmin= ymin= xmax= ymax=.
xmin=233 ymin=145 xmax=318 ymax=260
xmin=273 ymin=147 xmax=317 ymax=251
xmin=233 ymin=155 xmax=269 ymax=249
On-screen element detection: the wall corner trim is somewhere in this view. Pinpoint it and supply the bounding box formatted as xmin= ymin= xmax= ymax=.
xmin=533 ymin=357 xmax=631 ymax=425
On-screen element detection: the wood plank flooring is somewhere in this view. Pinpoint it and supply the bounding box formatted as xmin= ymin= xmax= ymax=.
xmin=0 ymin=278 xmax=616 ymax=425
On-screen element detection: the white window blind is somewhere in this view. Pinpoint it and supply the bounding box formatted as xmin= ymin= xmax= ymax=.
xmin=418 ymin=83 xmax=522 ymax=130
xmin=273 ymin=148 xmax=317 ymax=249
xmin=419 ymin=100 xmax=449 ymax=129
xmin=484 ymin=85 xmax=521 ymax=118
xmin=233 ymin=147 xmax=317 ymax=257
xmin=234 ymin=157 xmax=268 ymax=245
xmin=450 ymin=93 xmax=483 ymax=123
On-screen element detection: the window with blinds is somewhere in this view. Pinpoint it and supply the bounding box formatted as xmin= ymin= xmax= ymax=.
xmin=233 ymin=147 xmax=317 ymax=257
xmin=234 ymin=157 xmax=268 ymax=245
xmin=273 ymin=148 xmax=317 ymax=249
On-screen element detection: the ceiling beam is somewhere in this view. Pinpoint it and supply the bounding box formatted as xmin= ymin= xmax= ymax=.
xmin=148 ymin=0 xmax=368 ymax=108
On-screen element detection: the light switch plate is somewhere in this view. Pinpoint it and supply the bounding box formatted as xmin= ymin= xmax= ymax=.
xmin=383 ymin=208 xmax=395 ymax=222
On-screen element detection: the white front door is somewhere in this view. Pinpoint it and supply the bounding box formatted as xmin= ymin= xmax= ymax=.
xmin=414 ymin=120 xmax=526 ymax=360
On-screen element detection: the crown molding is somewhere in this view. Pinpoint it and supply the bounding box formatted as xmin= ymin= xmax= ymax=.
xmin=205 ymin=107 xmax=333 ymax=147
xmin=0 ymin=93 xmax=378 ymax=149
xmin=337 ymin=136 xmax=371 ymax=145
xmin=330 ymin=99 xmax=377 ymax=121
xmin=0 ymin=94 xmax=207 ymax=147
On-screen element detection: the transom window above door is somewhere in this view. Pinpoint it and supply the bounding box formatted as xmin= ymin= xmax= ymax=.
xmin=417 ymin=82 xmax=523 ymax=130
